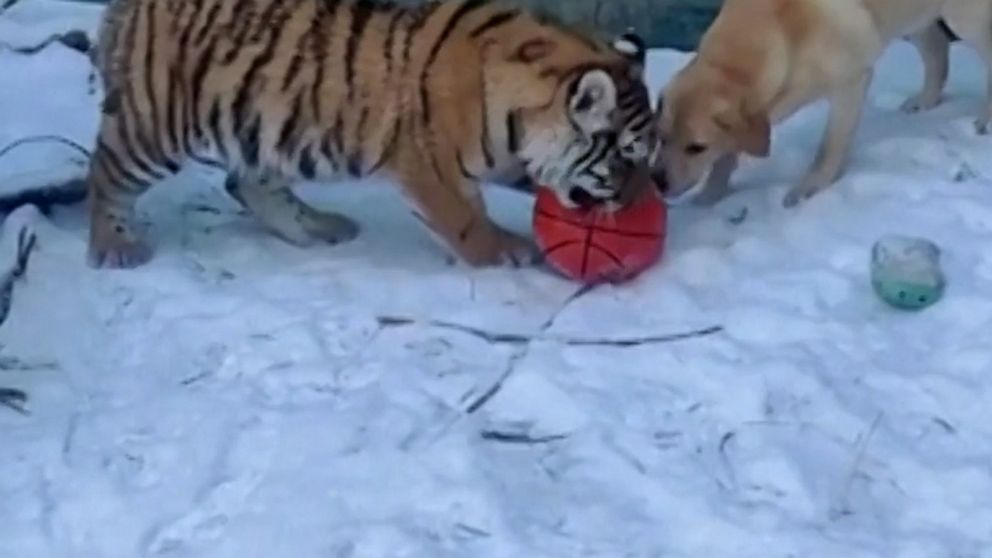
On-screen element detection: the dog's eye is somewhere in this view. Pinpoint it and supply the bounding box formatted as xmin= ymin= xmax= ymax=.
xmin=685 ymin=143 xmax=707 ymax=155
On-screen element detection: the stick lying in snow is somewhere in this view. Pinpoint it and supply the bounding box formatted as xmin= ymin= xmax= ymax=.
xmin=0 ymin=227 xmax=36 ymax=328
xmin=0 ymin=135 xmax=91 ymax=163
xmin=377 ymin=315 xmax=723 ymax=347
xmin=0 ymin=29 xmax=91 ymax=56
xmin=0 ymin=0 xmax=19 ymax=16
xmin=0 ymin=229 xmax=39 ymax=415
xmin=479 ymin=430 xmax=569 ymax=445
xmin=0 ymin=387 xmax=27 ymax=415
xmin=0 ymin=178 xmax=86 ymax=215
xmin=833 ymin=411 xmax=884 ymax=519
xmin=384 ymin=293 xmax=722 ymax=419
xmin=0 ymin=135 xmax=92 ymax=214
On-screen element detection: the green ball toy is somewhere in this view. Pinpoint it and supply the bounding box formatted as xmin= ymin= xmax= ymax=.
xmin=870 ymin=235 xmax=945 ymax=311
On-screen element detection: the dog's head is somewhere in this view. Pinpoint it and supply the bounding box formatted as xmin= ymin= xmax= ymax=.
xmin=649 ymin=67 xmax=770 ymax=200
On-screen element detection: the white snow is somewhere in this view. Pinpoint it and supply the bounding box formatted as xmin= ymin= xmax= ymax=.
xmin=3 ymin=2 xmax=992 ymax=556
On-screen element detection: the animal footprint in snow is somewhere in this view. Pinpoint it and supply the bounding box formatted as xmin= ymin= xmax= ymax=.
xmin=145 ymin=472 xmax=264 ymax=555
xmin=256 ymin=364 xmax=342 ymax=405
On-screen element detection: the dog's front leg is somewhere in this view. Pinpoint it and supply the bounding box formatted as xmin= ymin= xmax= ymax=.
xmin=941 ymin=5 xmax=992 ymax=133
xmin=693 ymin=153 xmax=739 ymax=206
xmin=784 ymin=70 xmax=873 ymax=208
xmin=902 ymin=22 xmax=951 ymax=113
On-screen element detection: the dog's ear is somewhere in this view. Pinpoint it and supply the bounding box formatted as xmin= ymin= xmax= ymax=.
xmin=738 ymin=110 xmax=770 ymax=157
xmin=716 ymin=103 xmax=770 ymax=158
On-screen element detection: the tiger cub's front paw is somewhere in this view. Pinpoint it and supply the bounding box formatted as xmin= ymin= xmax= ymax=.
xmin=492 ymin=229 xmax=542 ymax=268
xmin=457 ymin=222 xmax=541 ymax=268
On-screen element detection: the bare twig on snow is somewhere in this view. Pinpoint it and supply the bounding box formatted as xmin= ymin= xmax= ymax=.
xmin=0 ymin=136 xmax=92 ymax=213
xmin=833 ymin=412 xmax=884 ymax=519
xmin=480 ymin=429 xmax=569 ymax=445
xmin=0 ymin=29 xmax=91 ymax=56
xmin=0 ymin=227 xmax=36 ymax=328
xmin=377 ymin=314 xmax=722 ymax=348
xmin=0 ymin=387 xmax=28 ymax=415
xmin=461 ymin=284 xmax=596 ymax=415
xmin=0 ymin=0 xmax=22 ymax=17
xmin=0 ymin=135 xmax=92 ymax=163
xmin=381 ymin=282 xmax=722 ymax=419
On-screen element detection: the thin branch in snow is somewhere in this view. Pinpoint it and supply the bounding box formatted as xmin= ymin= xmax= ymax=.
xmin=0 ymin=136 xmax=91 ymax=213
xmin=464 ymin=347 xmax=527 ymax=415
xmin=453 ymin=523 xmax=491 ymax=539
xmin=0 ymin=228 xmax=44 ymax=417
xmin=931 ymin=416 xmax=956 ymax=434
xmin=717 ymin=430 xmax=738 ymax=491
xmin=538 ymin=281 xmax=599 ymax=330
xmin=462 ymin=283 xmax=600 ymax=415
xmin=0 ymin=179 xmax=86 ymax=216
xmin=0 ymin=387 xmax=28 ymax=415
xmin=0 ymin=134 xmax=92 ymax=164
xmin=0 ymin=0 xmax=21 ymax=16
xmin=554 ymin=325 xmax=724 ymax=346
xmin=386 ymin=283 xmax=721 ymax=419
xmin=0 ymin=227 xmax=36 ymax=328
xmin=0 ymin=356 xmax=57 ymax=371
xmin=833 ymin=412 xmax=884 ymax=519
xmin=0 ymin=29 xmax=91 ymax=56
xmin=479 ymin=430 xmax=569 ymax=445
xmin=377 ymin=315 xmax=723 ymax=348
xmin=719 ymin=431 xmax=736 ymax=454
xmin=377 ymin=315 xmax=529 ymax=344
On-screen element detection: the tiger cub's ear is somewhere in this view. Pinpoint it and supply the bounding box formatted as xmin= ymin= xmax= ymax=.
xmin=612 ymin=31 xmax=646 ymax=77
xmin=569 ymin=69 xmax=617 ymax=132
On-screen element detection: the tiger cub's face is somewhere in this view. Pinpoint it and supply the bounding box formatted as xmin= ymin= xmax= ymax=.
xmin=519 ymin=36 xmax=656 ymax=209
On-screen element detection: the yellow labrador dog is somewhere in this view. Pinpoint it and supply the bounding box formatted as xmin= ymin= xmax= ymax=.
xmin=650 ymin=0 xmax=992 ymax=208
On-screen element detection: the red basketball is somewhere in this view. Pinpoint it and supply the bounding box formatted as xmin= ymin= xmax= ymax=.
xmin=533 ymin=187 xmax=667 ymax=284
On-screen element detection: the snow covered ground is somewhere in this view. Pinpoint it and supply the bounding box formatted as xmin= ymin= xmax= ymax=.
xmin=3 ymin=2 xmax=992 ymax=557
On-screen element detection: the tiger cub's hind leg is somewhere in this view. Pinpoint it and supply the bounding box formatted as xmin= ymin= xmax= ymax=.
xmin=87 ymin=117 xmax=166 ymax=269
xmin=224 ymin=172 xmax=359 ymax=247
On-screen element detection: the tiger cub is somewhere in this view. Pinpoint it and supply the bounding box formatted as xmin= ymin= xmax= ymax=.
xmin=87 ymin=0 xmax=656 ymax=268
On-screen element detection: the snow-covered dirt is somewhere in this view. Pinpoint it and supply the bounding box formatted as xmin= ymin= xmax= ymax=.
xmin=2 ymin=2 xmax=992 ymax=557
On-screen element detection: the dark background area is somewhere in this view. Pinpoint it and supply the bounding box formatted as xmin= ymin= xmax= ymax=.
xmin=506 ymin=0 xmax=720 ymax=51
xmin=61 ymin=0 xmax=722 ymax=51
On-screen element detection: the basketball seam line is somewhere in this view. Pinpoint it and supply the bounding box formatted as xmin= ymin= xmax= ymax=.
xmin=534 ymin=208 xmax=663 ymax=239
xmin=580 ymin=227 xmax=593 ymax=277
xmin=541 ymin=240 xmax=641 ymax=279
xmin=541 ymin=240 xmax=628 ymax=268
xmin=590 ymin=242 xmax=625 ymax=269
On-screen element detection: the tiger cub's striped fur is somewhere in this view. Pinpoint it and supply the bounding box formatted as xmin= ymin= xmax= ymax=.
xmin=87 ymin=0 xmax=656 ymax=268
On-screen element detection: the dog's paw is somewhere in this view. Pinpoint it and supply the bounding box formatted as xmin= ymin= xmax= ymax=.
xmin=783 ymin=179 xmax=830 ymax=209
xmin=974 ymin=117 xmax=991 ymax=135
xmin=900 ymin=93 xmax=941 ymax=114
xmin=782 ymin=189 xmax=804 ymax=209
